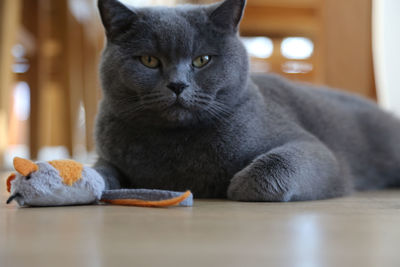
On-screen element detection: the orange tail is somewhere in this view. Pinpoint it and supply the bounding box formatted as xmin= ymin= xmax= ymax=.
xmin=101 ymin=190 xmax=192 ymax=207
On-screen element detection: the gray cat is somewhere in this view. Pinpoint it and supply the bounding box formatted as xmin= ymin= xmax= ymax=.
xmin=94 ymin=0 xmax=400 ymax=201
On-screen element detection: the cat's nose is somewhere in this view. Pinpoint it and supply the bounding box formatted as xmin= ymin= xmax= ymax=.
xmin=167 ymin=82 xmax=188 ymax=95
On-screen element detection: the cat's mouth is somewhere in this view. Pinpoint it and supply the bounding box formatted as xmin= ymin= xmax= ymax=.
xmin=159 ymin=97 xmax=196 ymax=123
xmin=168 ymin=97 xmax=190 ymax=110
xmin=166 ymin=102 xmax=190 ymax=115
xmin=171 ymin=101 xmax=186 ymax=109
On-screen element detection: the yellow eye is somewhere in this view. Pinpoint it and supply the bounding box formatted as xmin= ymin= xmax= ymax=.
xmin=193 ymin=55 xmax=211 ymax=68
xmin=140 ymin=56 xmax=160 ymax=68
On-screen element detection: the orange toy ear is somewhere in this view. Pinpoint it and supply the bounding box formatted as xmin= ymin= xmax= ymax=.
xmin=13 ymin=157 xmax=39 ymax=176
xmin=6 ymin=173 xmax=16 ymax=193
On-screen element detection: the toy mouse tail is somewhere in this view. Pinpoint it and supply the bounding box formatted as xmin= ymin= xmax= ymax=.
xmin=101 ymin=190 xmax=193 ymax=207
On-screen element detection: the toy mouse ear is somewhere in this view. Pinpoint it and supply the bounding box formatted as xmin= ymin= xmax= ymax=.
xmin=6 ymin=173 xmax=16 ymax=193
xmin=13 ymin=157 xmax=39 ymax=176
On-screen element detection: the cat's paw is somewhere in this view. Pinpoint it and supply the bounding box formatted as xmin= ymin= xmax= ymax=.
xmin=227 ymin=155 xmax=294 ymax=202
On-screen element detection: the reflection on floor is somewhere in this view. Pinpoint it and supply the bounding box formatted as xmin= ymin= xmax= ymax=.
xmin=1 ymin=172 xmax=400 ymax=267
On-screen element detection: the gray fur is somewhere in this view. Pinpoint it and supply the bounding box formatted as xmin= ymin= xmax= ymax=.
xmin=94 ymin=0 xmax=400 ymax=201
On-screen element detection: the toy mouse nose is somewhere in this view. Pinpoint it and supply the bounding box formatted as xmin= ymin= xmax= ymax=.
xmin=167 ymin=82 xmax=188 ymax=95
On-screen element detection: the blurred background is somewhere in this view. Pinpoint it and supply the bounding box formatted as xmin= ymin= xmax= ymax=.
xmin=0 ymin=0 xmax=399 ymax=170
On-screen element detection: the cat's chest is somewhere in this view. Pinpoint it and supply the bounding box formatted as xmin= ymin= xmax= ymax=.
xmin=96 ymin=113 xmax=274 ymax=196
xmin=107 ymin=127 xmax=256 ymax=195
xmin=119 ymin=129 xmax=241 ymax=172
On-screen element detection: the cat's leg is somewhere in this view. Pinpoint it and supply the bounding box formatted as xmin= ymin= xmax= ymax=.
xmin=93 ymin=158 xmax=127 ymax=190
xmin=227 ymin=139 xmax=352 ymax=201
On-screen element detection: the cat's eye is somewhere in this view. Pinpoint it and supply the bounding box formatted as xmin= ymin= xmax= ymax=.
xmin=140 ymin=56 xmax=160 ymax=69
xmin=193 ymin=55 xmax=211 ymax=68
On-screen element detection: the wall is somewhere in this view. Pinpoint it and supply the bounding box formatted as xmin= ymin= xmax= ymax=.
xmin=373 ymin=0 xmax=400 ymax=117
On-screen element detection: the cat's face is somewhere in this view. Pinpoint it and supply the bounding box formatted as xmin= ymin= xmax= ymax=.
xmin=98 ymin=0 xmax=249 ymax=127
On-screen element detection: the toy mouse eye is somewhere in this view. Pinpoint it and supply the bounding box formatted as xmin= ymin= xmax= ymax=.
xmin=26 ymin=174 xmax=31 ymax=180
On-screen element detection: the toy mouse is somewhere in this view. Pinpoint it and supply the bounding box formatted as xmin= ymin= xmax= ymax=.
xmin=6 ymin=157 xmax=193 ymax=207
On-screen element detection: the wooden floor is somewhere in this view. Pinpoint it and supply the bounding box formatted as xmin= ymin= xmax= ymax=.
xmin=1 ymin=172 xmax=400 ymax=267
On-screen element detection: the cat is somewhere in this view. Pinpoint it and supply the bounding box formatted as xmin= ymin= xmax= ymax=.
xmin=93 ymin=0 xmax=400 ymax=201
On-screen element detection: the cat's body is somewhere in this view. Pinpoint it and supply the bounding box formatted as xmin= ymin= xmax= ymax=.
xmin=94 ymin=0 xmax=400 ymax=201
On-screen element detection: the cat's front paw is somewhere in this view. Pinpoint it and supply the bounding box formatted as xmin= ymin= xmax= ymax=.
xmin=227 ymin=156 xmax=294 ymax=202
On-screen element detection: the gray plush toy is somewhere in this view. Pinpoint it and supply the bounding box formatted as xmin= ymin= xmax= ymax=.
xmin=6 ymin=157 xmax=193 ymax=207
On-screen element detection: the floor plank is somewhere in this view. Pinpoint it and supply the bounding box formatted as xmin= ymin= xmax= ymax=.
xmin=1 ymin=172 xmax=400 ymax=267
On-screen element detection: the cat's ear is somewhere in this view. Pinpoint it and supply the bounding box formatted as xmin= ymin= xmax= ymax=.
xmin=209 ymin=0 xmax=246 ymax=32
xmin=98 ymin=0 xmax=137 ymax=40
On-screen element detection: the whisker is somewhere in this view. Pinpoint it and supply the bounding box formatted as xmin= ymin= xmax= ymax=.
xmin=195 ymin=101 xmax=231 ymax=127
xmin=192 ymin=96 xmax=233 ymax=124
xmin=114 ymin=91 xmax=169 ymax=119
xmin=115 ymin=92 xmax=163 ymax=102
xmin=141 ymin=93 xmax=164 ymax=101
xmin=140 ymin=97 xmax=166 ymax=106
xmin=195 ymin=91 xmax=213 ymax=98
xmin=205 ymin=108 xmax=228 ymax=127
xmin=211 ymin=103 xmax=233 ymax=118
xmin=194 ymin=93 xmax=212 ymax=101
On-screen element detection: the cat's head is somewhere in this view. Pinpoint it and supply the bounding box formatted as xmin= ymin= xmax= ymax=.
xmin=98 ymin=0 xmax=249 ymax=127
